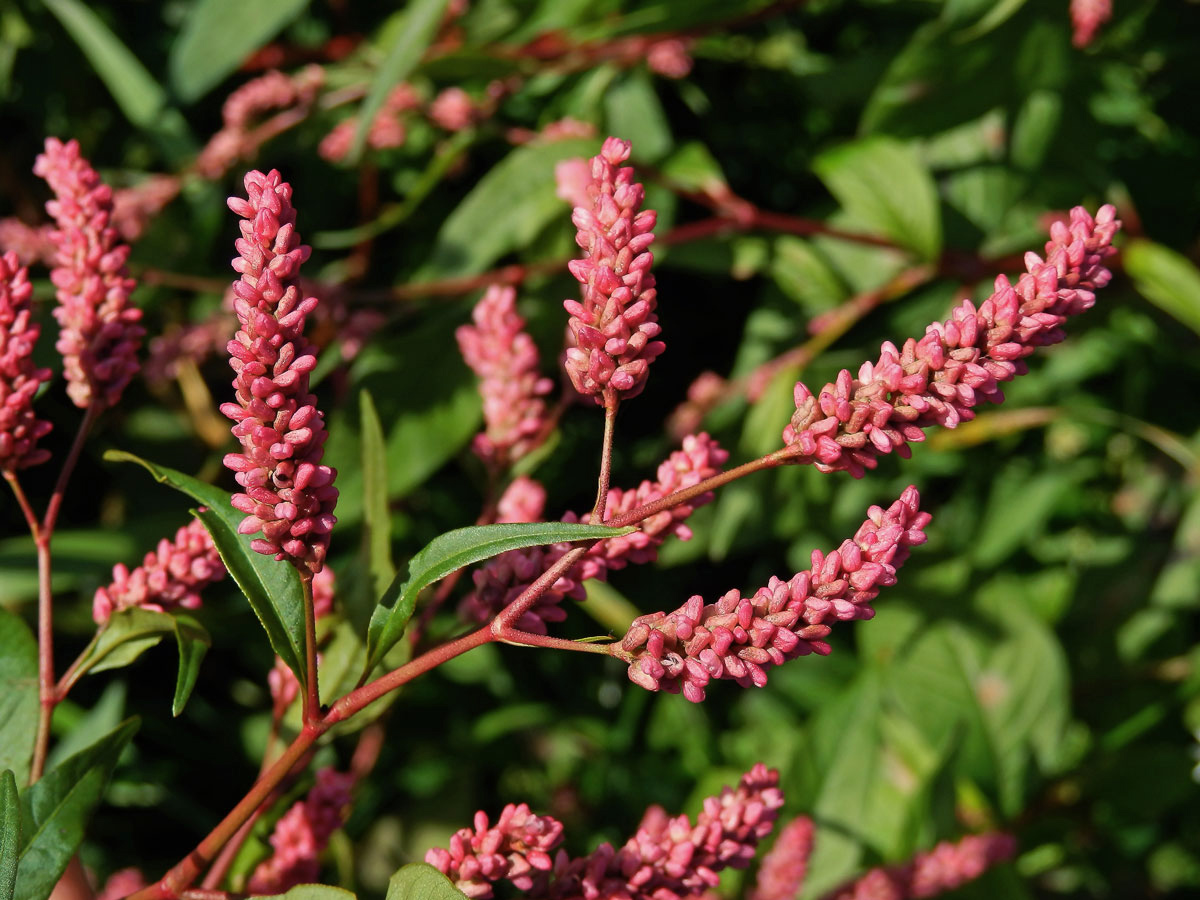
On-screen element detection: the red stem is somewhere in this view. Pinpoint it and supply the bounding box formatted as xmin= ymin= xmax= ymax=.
xmin=30 ymin=400 xmax=100 ymax=783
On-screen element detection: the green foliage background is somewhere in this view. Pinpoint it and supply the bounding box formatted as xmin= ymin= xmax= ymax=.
xmin=2 ymin=0 xmax=1199 ymax=897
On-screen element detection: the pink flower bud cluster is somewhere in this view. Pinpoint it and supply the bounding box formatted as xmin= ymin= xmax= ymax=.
xmin=646 ymin=40 xmax=694 ymax=79
xmin=0 ymin=252 xmax=52 ymax=472
xmin=828 ymin=832 xmax=1016 ymax=900
xmin=459 ymin=434 xmax=726 ymax=633
xmin=248 ymin=767 xmax=355 ymax=894
xmin=34 ymin=138 xmax=144 ymax=410
xmin=782 ymin=206 xmax=1120 ymax=477
xmin=1070 ymin=0 xmax=1112 ymax=48
xmin=426 ymin=803 xmax=565 ymax=899
xmin=563 ymin=137 xmax=663 ymax=402
xmin=620 ymin=487 xmax=929 ymax=702
xmin=748 ymin=816 xmax=814 ymax=900
xmin=549 ymin=763 xmax=784 ymax=900
xmin=456 ymin=285 xmax=554 ymax=467
xmin=429 ymin=86 xmax=478 ymax=132
xmin=319 ymin=83 xmax=419 ymax=162
xmin=95 ymin=867 xmax=146 ymax=900
xmin=92 ymin=519 xmax=225 ymax=625
xmin=425 ymin=765 xmax=782 ymax=900
xmin=196 ymin=67 xmax=325 ymax=179
xmin=221 ymin=170 xmax=338 ymax=574
xmin=497 ymin=476 xmax=548 ymax=524
xmin=0 ymin=218 xmax=58 ymax=266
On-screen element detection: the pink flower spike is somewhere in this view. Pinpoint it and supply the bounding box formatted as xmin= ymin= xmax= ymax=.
xmin=92 ymin=519 xmax=225 ymax=625
xmin=34 ymin=138 xmax=144 ymax=410
xmin=782 ymin=206 xmax=1121 ymax=477
xmin=222 ymin=170 xmax=338 ymax=574
xmin=748 ymin=816 xmax=814 ymax=900
xmin=248 ymin=767 xmax=355 ymax=894
xmin=1070 ymin=0 xmax=1112 ymax=48
xmin=828 ymin=832 xmax=1016 ymax=900
xmin=620 ymin=487 xmax=929 ymax=701
xmin=563 ymin=137 xmax=664 ymax=403
xmin=457 ymin=285 xmax=554 ymax=467
xmin=0 ymin=252 xmax=53 ymax=473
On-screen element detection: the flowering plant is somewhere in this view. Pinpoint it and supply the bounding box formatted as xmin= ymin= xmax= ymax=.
xmin=2 ymin=3 xmax=1198 ymax=900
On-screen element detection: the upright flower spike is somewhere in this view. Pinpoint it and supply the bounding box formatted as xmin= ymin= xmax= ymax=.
xmin=92 ymin=518 xmax=226 ymax=624
xmin=34 ymin=138 xmax=144 ymax=410
xmin=0 ymin=251 xmax=53 ymax=472
xmin=563 ymin=137 xmax=663 ymax=402
xmin=222 ymin=170 xmax=338 ymax=574
xmin=782 ymin=206 xmax=1120 ymax=477
xmin=456 ymin=285 xmax=554 ymax=467
xmin=619 ymin=487 xmax=930 ymax=702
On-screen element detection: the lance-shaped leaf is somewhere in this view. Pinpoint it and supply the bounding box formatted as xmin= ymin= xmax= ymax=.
xmin=253 ymin=887 xmax=358 ymax=900
xmin=360 ymin=390 xmax=395 ymax=603
xmin=14 ymin=719 xmax=138 ymax=900
xmin=347 ymin=0 xmax=450 ymax=163
xmin=104 ymin=451 xmax=307 ymax=692
xmin=0 ymin=611 xmax=37 ymax=788
xmin=362 ymin=521 xmax=637 ymax=676
xmin=1 ymin=770 xmax=18 ymax=900
xmin=385 ymin=863 xmax=464 ymax=900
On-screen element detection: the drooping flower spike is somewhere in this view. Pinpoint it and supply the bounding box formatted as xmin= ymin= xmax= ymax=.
xmin=222 ymin=170 xmax=338 ymax=574
xmin=619 ymin=487 xmax=930 ymax=702
xmin=783 ymin=206 xmax=1120 ymax=477
xmin=563 ymin=137 xmax=663 ymax=402
xmin=34 ymin=138 xmax=144 ymax=410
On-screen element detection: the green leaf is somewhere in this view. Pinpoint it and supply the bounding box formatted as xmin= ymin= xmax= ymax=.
xmin=363 ymin=521 xmax=638 ymax=675
xmin=15 ymin=719 xmax=138 ymax=900
xmin=76 ymin=608 xmax=172 ymax=677
xmin=41 ymin=0 xmax=192 ymax=156
xmin=45 ymin=683 xmax=125 ymax=774
xmin=170 ymin=0 xmax=310 ymax=103
xmin=172 ymin=614 xmax=211 ymax=717
xmin=1 ymin=770 xmax=18 ymax=900
xmin=385 ymin=863 xmax=464 ymax=900
xmin=416 ymin=138 xmax=597 ymax=280
xmin=0 ymin=611 xmax=37 ymax=788
xmin=348 ymin=0 xmax=451 ymax=163
xmin=813 ymin=136 xmax=942 ymax=261
xmin=360 ymin=390 xmax=396 ymax=602
xmin=104 ymin=451 xmax=307 ymax=691
xmin=253 ymin=885 xmax=358 ymax=900
xmin=1124 ymin=239 xmax=1200 ymax=338
xmin=604 ymin=69 xmax=673 ymax=163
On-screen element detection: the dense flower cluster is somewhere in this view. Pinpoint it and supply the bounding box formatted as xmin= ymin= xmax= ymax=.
xmin=425 ymin=765 xmax=783 ymax=900
xmin=92 ymin=519 xmax=225 ymax=624
xmin=34 ymin=138 xmax=144 ymax=410
xmin=497 ymin=476 xmax=548 ymax=524
xmin=0 ymin=251 xmax=52 ymax=472
xmin=1070 ymin=0 xmax=1112 ymax=48
xmin=563 ymin=137 xmax=663 ymax=402
xmin=222 ymin=170 xmax=338 ymax=573
xmin=619 ymin=487 xmax=929 ymax=702
xmin=197 ymin=68 xmax=324 ymax=178
xmin=426 ymin=803 xmax=565 ymax=898
xmin=459 ymin=433 xmax=727 ymax=632
xmin=248 ymin=767 xmax=355 ymax=893
xmin=782 ymin=206 xmax=1120 ymax=477
xmin=747 ymin=816 xmax=814 ymax=900
xmin=827 ymin=832 xmax=1016 ymax=899
xmin=456 ymin=285 xmax=554 ymax=467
